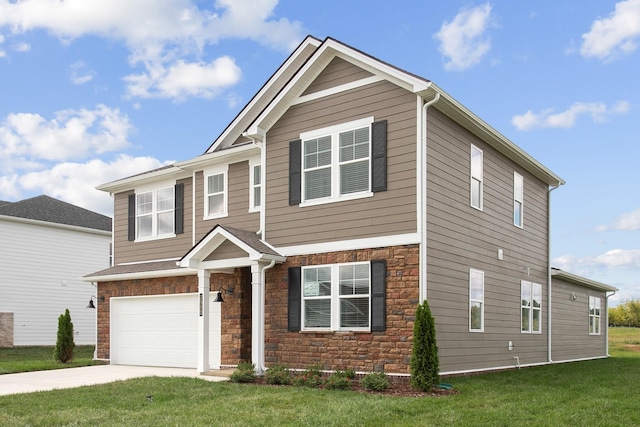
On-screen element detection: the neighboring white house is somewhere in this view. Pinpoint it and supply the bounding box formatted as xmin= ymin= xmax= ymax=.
xmin=0 ymin=195 xmax=111 ymax=346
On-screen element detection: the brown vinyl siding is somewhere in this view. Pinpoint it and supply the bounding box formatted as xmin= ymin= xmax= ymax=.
xmin=426 ymin=108 xmax=550 ymax=373
xmin=265 ymin=79 xmax=418 ymax=247
xmin=551 ymin=279 xmax=608 ymax=361
xmin=113 ymin=177 xmax=193 ymax=264
xmin=204 ymin=240 xmax=248 ymax=261
xmin=301 ymin=57 xmax=374 ymax=96
xmin=194 ymin=161 xmax=260 ymax=242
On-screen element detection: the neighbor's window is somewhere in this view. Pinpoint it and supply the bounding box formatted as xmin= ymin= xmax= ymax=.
xmin=589 ymin=296 xmax=601 ymax=335
xmin=521 ymin=281 xmax=542 ymax=333
xmin=469 ymin=269 xmax=484 ymax=332
xmin=514 ymin=172 xmax=524 ymax=227
xmin=470 ymin=144 xmax=483 ymax=210
xmin=250 ymin=163 xmax=262 ymax=211
xmin=136 ymin=186 xmax=175 ymax=240
xmin=301 ymin=117 xmax=373 ymax=204
xmin=302 ymin=262 xmax=371 ymax=331
xmin=205 ymin=168 xmax=227 ymax=219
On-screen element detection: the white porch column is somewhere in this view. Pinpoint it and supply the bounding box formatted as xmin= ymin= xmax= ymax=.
xmin=251 ymin=263 xmax=264 ymax=375
xmin=197 ymin=269 xmax=211 ymax=374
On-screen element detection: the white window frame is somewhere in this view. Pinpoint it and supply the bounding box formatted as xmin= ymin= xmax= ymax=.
xmin=249 ymin=160 xmax=262 ymax=213
xmin=204 ymin=166 xmax=228 ymax=220
xmin=134 ymin=181 xmax=176 ymax=242
xmin=470 ymin=144 xmax=483 ymax=210
xmin=514 ymin=172 xmax=524 ymax=228
xmin=521 ymin=281 xmax=542 ymax=334
xmin=301 ymin=261 xmax=371 ymax=332
xmin=589 ymin=296 xmax=601 ymax=335
xmin=300 ymin=116 xmax=374 ymax=207
xmin=469 ymin=269 xmax=485 ymax=332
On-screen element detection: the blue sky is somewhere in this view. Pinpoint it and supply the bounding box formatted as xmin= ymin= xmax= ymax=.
xmin=1 ymin=0 xmax=638 ymax=304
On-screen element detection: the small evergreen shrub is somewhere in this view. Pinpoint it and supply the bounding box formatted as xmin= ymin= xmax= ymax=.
xmin=229 ymin=361 xmax=256 ymax=383
xmin=54 ymin=309 xmax=75 ymax=363
xmin=264 ymin=363 xmax=292 ymax=385
xmin=361 ymin=372 xmax=390 ymax=391
xmin=324 ymin=371 xmax=352 ymax=390
xmin=410 ymin=300 xmax=440 ymax=391
xmin=293 ymin=364 xmax=324 ymax=388
xmin=343 ymin=368 xmax=356 ymax=380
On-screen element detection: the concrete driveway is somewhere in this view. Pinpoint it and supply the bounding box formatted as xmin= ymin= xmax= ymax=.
xmin=0 ymin=365 xmax=229 ymax=396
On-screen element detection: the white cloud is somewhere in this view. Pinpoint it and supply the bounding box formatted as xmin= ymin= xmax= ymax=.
xmin=553 ymin=249 xmax=640 ymax=275
xmin=434 ymin=3 xmax=493 ymax=71
xmin=598 ymin=208 xmax=640 ymax=231
xmin=512 ymin=101 xmax=630 ymax=131
xmin=581 ymin=0 xmax=640 ymax=61
xmin=70 ymin=60 xmax=95 ymax=85
xmin=13 ymin=41 xmax=30 ymax=52
xmin=0 ymin=0 xmax=304 ymax=100
xmin=124 ymin=56 xmax=241 ymax=100
xmin=0 ymin=105 xmax=133 ymax=168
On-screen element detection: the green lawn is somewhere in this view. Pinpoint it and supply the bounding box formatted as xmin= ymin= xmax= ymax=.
xmin=1 ymin=329 xmax=639 ymax=426
xmin=0 ymin=346 xmax=102 ymax=374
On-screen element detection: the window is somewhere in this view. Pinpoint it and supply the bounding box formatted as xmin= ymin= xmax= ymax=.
xmin=470 ymin=145 xmax=483 ymax=210
xmin=135 ymin=186 xmax=175 ymax=240
xmin=521 ymin=281 xmax=542 ymax=333
xmin=301 ymin=117 xmax=373 ymax=204
xmin=250 ymin=163 xmax=262 ymax=211
xmin=514 ymin=172 xmax=524 ymax=227
xmin=469 ymin=269 xmax=484 ymax=332
xmin=204 ymin=167 xmax=227 ymax=219
xmin=301 ymin=262 xmax=371 ymax=331
xmin=589 ymin=296 xmax=601 ymax=335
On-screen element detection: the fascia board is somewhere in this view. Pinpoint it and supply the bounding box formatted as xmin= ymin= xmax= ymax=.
xmin=0 ymin=214 xmax=112 ymax=236
xmin=96 ymin=165 xmax=188 ymax=194
xmin=83 ymin=268 xmax=197 ymax=282
xmin=176 ymin=143 xmax=260 ymax=171
xmin=551 ymin=269 xmax=618 ymax=292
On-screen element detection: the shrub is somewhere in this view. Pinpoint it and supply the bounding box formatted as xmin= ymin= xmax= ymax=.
xmin=410 ymin=300 xmax=440 ymax=391
xmin=343 ymin=368 xmax=356 ymax=380
xmin=361 ymin=372 xmax=390 ymax=391
xmin=293 ymin=364 xmax=324 ymax=388
xmin=324 ymin=371 xmax=352 ymax=390
xmin=264 ymin=363 xmax=292 ymax=385
xmin=54 ymin=309 xmax=75 ymax=363
xmin=229 ymin=361 xmax=256 ymax=383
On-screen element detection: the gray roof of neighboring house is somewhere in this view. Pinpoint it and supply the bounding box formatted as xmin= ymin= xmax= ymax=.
xmin=0 ymin=195 xmax=112 ymax=232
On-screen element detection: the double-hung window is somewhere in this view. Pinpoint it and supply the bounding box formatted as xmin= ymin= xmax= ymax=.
xmin=470 ymin=144 xmax=483 ymax=210
xmin=301 ymin=117 xmax=373 ymax=204
xmin=469 ymin=269 xmax=484 ymax=332
xmin=521 ymin=281 xmax=542 ymax=333
xmin=589 ymin=296 xmax=601 ymax=335
xmin=135 ymin=186 xmax=175 ymax=240
xmin=302 ymin=262 xmax=371 ymax=331
xmin=514 ymin=172 xmax=524 ymax=227
xmin=204 ymin=166 xmax=227 ymax=219
xmin=250 ymin=163 xmax=262 ymax=212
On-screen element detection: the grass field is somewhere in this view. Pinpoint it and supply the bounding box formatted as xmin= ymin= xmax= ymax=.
xmin=0 ymin=329 xmax=638 ymax=426
xmin=0 ymin=346 xmax=101 ymax=374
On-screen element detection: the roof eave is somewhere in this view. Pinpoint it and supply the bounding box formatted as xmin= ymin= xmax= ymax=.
xmin=551 ymin=268 xmax=618 ymax=292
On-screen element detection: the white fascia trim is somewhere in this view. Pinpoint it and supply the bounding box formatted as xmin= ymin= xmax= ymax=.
xmin=291 ymin=76 xmax=384 ymax=106
xmin=0 ymin=214 xmax=112 ymax=236
xmin=97 ymin=165 xmax=185 ymax=194
xmin=277 ymin=233 xmax=420 ymax=256
xmin=551 ymin=269 xmax=618 ymax=292
xmin=83 ymin=268 xmax=197 ymax=282
xmin=117 ymin=257 xmax=180 ymax=266
xmin=176 ymin=143 xmax=260 ymax=170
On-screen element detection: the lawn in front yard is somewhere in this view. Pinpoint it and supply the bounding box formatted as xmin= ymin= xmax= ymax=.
xmin=0 ymin=346 xmax=101 ymax=374
xmin=0 ymin=329 xmax=638 ymax=426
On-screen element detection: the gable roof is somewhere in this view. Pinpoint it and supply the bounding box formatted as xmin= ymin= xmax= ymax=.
xmin=0 ymin=195 xmax=112 ymax=232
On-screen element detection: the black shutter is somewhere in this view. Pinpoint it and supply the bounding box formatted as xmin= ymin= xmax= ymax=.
xmin=289 ymin=139 xmax=302 ymax=205
xmin=127 ymin=193 xmax=135 ymax=241
xmin=174 ymin=183 xmax=184 ymax=235
xmin=371 ymin=259 xmax=387 ymax=331
xmin=371 ymin=120 xmax=387 ymax=192
xmin=288 ymin=267 xmax=302 ymax=331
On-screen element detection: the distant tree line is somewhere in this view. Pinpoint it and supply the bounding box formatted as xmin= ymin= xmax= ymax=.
xmin=609 ymin=299 xmax=640 ymax=327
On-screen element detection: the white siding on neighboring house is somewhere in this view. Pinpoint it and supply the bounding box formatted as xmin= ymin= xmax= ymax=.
xmin=0 ymin=217 xmax=111 ymax=345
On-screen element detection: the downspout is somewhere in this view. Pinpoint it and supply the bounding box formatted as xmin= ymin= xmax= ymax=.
xmin=605 ymin=290 xmax=616 ymax=356
xmin=192 ymin=171 xmax=197 ymax=246
xmin=547 ymin=184 xmax=561 ymax=363
xmin=244 ymin=133 xmax=266 ymax=240
xmin=419 ymin=92 xmax=440 ymax=303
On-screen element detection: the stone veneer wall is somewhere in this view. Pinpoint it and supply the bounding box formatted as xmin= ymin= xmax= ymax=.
xmin=0 ymin=312 xmax=14 ymax=347
xmin=97 ymin=270 xmax=251 ymax=364
xmin=264 ymin=245 xmax=420 ymax=374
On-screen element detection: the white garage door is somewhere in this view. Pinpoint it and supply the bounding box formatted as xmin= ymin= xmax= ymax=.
xmin=110 ymin=293 xmax=221 ymax=369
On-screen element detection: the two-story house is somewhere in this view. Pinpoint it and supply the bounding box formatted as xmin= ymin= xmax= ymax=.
xmin=85 ymin=36 xmax=616 ymax=376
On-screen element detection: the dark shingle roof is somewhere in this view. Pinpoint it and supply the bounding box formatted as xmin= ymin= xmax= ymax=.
xmin=0 ymin=195 xmax=112 ymax=232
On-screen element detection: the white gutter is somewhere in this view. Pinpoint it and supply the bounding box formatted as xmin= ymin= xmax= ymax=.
xmin=547 ymin=184 xmax=562 ymax=363
xmin=419 ymin=92 xmax=440 ymax=303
